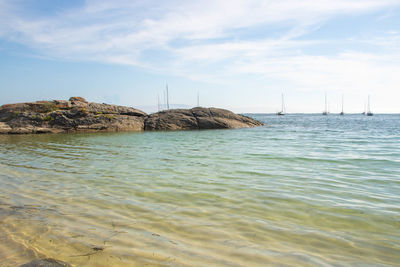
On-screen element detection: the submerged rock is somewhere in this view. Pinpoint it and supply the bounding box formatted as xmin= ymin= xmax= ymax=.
xmin=0 ymin=98 xmax=263 ymax=134
xmin=145 ymin=107 xmax=263 ymax=130
xmin=20 ymin=258 xmax=72 ymax=267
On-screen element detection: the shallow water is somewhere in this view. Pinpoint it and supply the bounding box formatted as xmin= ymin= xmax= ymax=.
xmin=0 ymin=114 xmax=399 ymax=266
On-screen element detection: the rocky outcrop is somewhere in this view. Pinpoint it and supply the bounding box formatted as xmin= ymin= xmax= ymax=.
xmin=0 ymin=97 xmax=147 ymax=134
xmin=0 ymin=97 xmax=263 ymax=134
xmin=144 ymin=107 xmax=263 ymax=130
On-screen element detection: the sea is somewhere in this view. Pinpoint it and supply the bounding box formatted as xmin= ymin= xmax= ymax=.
xmin=0 ymin=114 xmax=399 ymax=267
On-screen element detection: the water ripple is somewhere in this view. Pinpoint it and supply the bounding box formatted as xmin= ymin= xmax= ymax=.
xmin=0 ymin=114 xmax=399 ymax=266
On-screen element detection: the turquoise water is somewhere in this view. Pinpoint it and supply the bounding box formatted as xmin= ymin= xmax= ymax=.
xmin=0 ymin=114 xmax=399 ymax=266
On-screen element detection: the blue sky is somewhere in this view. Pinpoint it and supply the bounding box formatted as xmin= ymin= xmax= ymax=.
xmin=1 ymin=0 xmax=400 ymax=113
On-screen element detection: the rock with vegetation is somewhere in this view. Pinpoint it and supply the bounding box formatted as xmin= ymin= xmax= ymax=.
xmin=0 ymin=97 xmax=147 ymax=134
xmin=0 ymin=98 xmax=263 ymax=134
xmin=19 ymin=258 xmax=72 ymax=267
xmin=144 ymin=107 xmax=263 ymax=130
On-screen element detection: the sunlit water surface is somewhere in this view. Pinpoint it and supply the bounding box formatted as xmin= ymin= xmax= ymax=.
xmin=0 ymin=114 xmax=399 ymax=266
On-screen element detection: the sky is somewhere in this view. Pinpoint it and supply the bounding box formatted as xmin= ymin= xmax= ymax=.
xmin=0 ymin=0 xmax=400 ymax=113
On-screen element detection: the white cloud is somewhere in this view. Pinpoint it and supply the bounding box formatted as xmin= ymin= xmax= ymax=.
xmin=2 ymin=0 xmax=398 ymax=59
xmin=1 ymin=0 xmax=400 ymax=112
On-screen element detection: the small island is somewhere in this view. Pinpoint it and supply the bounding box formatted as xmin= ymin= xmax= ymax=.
xmin=0 ymin=97 xmax=263 ymax=134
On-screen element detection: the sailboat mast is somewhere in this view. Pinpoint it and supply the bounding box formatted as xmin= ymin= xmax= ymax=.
xmin=364 ymin=101 xmax=366 ymax=114
xmin=166 ymin=83 xmax=169 ymax=110
xmin=163 ymin=90 xmax=166 ymax=110
xmin=281 ymin=93 xmax=284 ymax=113
xmin=366 ymin=95 xmax=374 ymax=116
xmin=197 ymin=91 xmax=199 ymax=107
xmin=157 ymin=94 xmax=160 ymax=112
xmin=341 ymin=95 xmax=344 ymax=113
xmin=367 ymin=95 xmax=370 ymax=113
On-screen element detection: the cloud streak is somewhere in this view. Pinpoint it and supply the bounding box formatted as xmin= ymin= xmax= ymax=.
xmin=1 ymin=0 xmax=400 ymax=112
xmin=1 ymin=0 xmax=398 ymax=58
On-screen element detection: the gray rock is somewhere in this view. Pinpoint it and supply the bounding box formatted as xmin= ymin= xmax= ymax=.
xmin=0 ymin=122 xmax=12 ymax=133
xmin=0 ymin=97 xmax=148 ymax=134
xmin=69 ymin=96 xmax=88 ymax=103
xmin=53 ymin=100 xmax=71 ymax=109
xmin=20 ymin=258 xmax=72 ymax=267
xmin=145 ymin=107 xmax=263 ymax=130
xmin=87 ymin=102 xmax=146 ymax=117
xmin=0 ymin=98 xmax=262 ymax=134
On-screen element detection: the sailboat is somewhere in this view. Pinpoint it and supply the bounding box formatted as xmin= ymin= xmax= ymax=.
xmin=322 ymin=92 xmax=328 ymax=115
xmin=276 ymin=93 xmax=286 ymax=115
xmin=339 ymin=95 xmax=344 ymax=115
xmin=362 ymin=101 xmax=366 ymax=115
xmin=367 ymin=95 xmax=373 ymax=116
